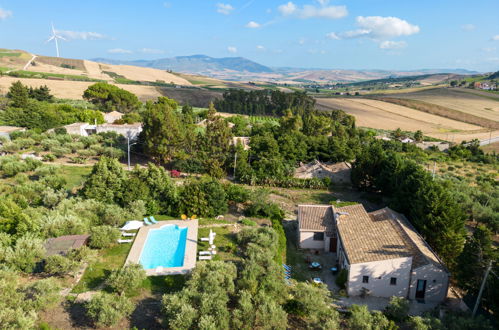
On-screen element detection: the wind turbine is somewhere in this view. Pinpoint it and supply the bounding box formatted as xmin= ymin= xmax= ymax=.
xmin=46 ymin=23 xmax=66 ymax=57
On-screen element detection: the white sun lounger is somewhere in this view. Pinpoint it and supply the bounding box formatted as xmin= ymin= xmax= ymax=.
xmin=122 ymin=233 xmax=136 ymax=237
xmin=199 ymin=255 xmax=212 ymax=260
xmin=117 ymin=239 xmax=133 ymax=243
xmin=200 ymin=237 xmax=210 ymax=241
xmin=199 ymin=251 xmax=212 ymax=255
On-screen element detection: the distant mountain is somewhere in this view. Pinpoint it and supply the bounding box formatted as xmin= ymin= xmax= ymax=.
xmin=91 ymin=54 xmax=480 ymax=83
xmin=487 ymin=71 xmax=499 ymax=79
xmin=92 ymin=55 xmax=274 ymax=74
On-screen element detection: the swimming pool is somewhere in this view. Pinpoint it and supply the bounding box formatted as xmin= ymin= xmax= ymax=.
xmin=139 ymin=225 xmax=188 ymax=269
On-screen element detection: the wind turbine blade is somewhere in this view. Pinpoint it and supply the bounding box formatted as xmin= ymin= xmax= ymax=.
xmin=57 ymin=35 xmax=67 ymax=41
xmin=46 ymin=36 xmax=55 ymax=43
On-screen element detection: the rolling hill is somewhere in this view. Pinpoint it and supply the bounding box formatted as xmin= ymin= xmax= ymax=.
xmin=92 ymin=55 xmax=274 ymax=75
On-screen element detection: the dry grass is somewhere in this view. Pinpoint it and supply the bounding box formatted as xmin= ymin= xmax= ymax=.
xmin=315 ymin=97 xmax=495 ymax=142
xmin=372 ymin=96 xmax=499 ymax=130
xmin=0 ymin=76 xmax=163 ymax=101
xmin=98 ymin=63 xmax=192 ymax=85
xmin=383 ymin=88 xmax=499 ymax=123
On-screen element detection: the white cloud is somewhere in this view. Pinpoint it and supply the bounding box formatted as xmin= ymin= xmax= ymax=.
xmin=331 ymin=16 xmax=419 ymax=41
xmin=227 ymin=46 xmax=237 ymax=53
xmin=108 ymin=48 xmax=132 ymax=54
xmin=482 ymin=47 xmax=496 ymax=53
xmin=326 ymin=32 xmax=340 ymax=40
xmin=461 ymin=24 xmax=475 ymax=31
xmin=298 ymin=37 xmax=306 ymax=45
xmin=278 ymin=1 xmax=347 ymax=19
xmin=0 ymin=7 xmax=12 ymax=20
xmin=379 ymin=40 xmax=407 ymax=49
xmin=355 ymin=16 xmax=419 ymax=39
xmin=246 ymin=21 xmax=260 ymax=28
xmin=316 ymin=0 xmax=329 ymax=5
xmin=492 ymin=35 xmax=499 ymax=41
xmin=216 ymin=3 xmax=234 ymax=15
xmin=278 ymin=2 xmax=297 ymax=15
xmin=163 ymin=2 xmax=171 ymax=8
xmin=139 ymin=48 xmax=164 ymax=54
xmin=56 ymin=30 xmax=108 ymax=41
xmin=256 ymin=45 xmax=266 ymax=51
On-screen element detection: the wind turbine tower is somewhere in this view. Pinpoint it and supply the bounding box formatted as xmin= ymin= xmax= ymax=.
xmin=46 ymin=23 xmax=66 ymax=57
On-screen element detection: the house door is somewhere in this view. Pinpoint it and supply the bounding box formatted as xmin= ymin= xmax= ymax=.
xmin=329 ymin=237 xmax=337 ymax=252
xmin=415 ymin=280 xmax=426 ymax=300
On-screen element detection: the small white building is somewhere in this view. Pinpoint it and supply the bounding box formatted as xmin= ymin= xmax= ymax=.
xmin=62 ymin=122 xmax=142 ymax=140
xmin=103 ymin=111 xmax=124 ymax=124
xmin=297 ymin=204 xmax=449 ymax=303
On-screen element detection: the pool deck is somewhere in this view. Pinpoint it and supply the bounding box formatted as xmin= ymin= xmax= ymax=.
xmin=125 ymin=220 xmax=198 ymax=276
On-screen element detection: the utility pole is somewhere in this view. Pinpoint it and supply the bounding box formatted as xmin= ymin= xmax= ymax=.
xmin=233 ymin=152 xmax=237 ymax=179
xmin=472 ymin=261 xmax=492 ymax=317
xmin=127 ymin=135 xmax=131 ymax=171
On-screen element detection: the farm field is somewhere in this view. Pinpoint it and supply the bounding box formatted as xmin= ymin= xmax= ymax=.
xmin=0 ymin=76 xmax=163 ymax=100
xmin=315 ymin=97 xmax=494 ymax=142
xmin=384 ymin=87 xmax=499 ymax=122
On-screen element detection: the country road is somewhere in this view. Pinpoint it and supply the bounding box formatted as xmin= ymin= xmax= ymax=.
xmin=23 ymin=54 xmax=37 ymax=70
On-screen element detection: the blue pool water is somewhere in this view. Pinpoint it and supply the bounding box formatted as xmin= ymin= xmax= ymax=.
xmin=139 ymin=225 xmax=188 ymax=269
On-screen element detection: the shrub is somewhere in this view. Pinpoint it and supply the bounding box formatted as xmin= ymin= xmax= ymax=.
xmin=66 ymin=142 xmax=85 ymax=153
xmin=384 ymin=296 xmax=410 ymax=322
xmin=88 ymin=226 xmax=121 ymax=249
xmin=241 ymin=218 xmax=257 ymax=226
xmin=51 ymin=146 xmax=71 ymax=158
xmin=102 ymin=147 xmax=125 ymax=159
xmin=44 ymin=254 xmax=77 ymax=276
xmin=335 ymin=269 xmax=348 ymax=289
xmin=225 ymin=184 xmax=250 ymax=203
xmin=1 ymin=142 xmax=20 ymax=153
xmin=105 ymin=263 xmax=146 ymax=295
xmin=41 ymin=139 xmax=60 ymax=151
xmin=23 ymin=278 xmax=61 ymax=311
xmin=70 ymin=156 xmax=87 ymax=164
xmin=86 ymin=292 xmax=134 ymax=327
xmin=35 ymin=165 xmax=58 ymax=177
xmin=77 ymin=149 xmax=97 ymax=157
xmin=42 ymin=154 xmax=56 ymax=162
xmin=54 ymin=127 xmax=67 ymax=135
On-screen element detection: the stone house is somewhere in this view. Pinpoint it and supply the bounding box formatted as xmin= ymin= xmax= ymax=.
xmin=297 ymin=204 xmax=449 ymax=302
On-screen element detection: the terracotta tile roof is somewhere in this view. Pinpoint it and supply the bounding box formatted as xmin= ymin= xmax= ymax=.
xmin=337 ymin=205 xmax=447 ymax=272
xmin=374 ymin=208 xmax=447 ymax=271
xmin=298 ymin=204 xmax=335 ymax=235
xmin=336 ymin=204 xmax=413 ymax=264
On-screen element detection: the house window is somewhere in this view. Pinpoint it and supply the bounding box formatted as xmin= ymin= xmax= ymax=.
xmin=362 ymin=276 xmax=369 ymax=283
xmin=390 ymin=277 xmax=397 ymax=285
xmin=313 ymin=232 xmax=324 ymax=241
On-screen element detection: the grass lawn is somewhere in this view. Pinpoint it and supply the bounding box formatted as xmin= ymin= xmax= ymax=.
xmin=197 ymin=226 xmax=239 ymax=262
xmin=283 ymin=221 xmax=314 ymax=281
xmin=72 ymin=243 xmax=131 ymax=293
xmin=58 ymin=165 xmax=92 ymax=191
xmin=198 ymin=217 xmax=232 ymax=226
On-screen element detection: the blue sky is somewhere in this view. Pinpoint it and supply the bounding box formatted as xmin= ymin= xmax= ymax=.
xmin=0 ymin=0 xmax=498 ymax=71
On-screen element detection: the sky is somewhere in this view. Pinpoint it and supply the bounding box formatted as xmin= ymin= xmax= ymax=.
xmin=0 ymin=0 xmax=498 ymax=72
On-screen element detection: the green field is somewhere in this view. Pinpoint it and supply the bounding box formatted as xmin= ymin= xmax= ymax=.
xmin=0 ymin=52 xmax=21 ymax=57
xmin=58 ymin=165 xmax=92 ymax=190
xmin=5 ymin=70 xmax=103 ymax=82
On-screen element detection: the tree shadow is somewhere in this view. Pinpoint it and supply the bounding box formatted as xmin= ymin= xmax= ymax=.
xmin=130 ymin=297 xmax=164 ymax=330
xmin=65 ymin=301 xmax=94 ymax=329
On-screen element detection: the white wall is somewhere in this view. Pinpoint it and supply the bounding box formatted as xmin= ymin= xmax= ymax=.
xmin=347 ymin=257 xmax=412 ymax=298
xmin=299 ymin=231 xmax=325 ymax=250
xmin=408 ymin=264 xmax=449 ymax=302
